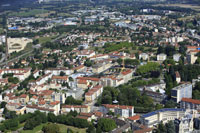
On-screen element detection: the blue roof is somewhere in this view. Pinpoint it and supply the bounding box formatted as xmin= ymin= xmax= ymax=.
xmin=142 ymin=108 xmax=186 ymax=118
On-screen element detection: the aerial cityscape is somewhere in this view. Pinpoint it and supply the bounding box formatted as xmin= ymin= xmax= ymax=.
xmin=0 ymin=0 xmax=200 ymax=132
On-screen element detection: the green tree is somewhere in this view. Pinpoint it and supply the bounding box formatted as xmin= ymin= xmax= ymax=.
xmin=42 ymin=123 xmax=60 ymax=133
xmin=97 ymin=118 xmax=117 ymax=132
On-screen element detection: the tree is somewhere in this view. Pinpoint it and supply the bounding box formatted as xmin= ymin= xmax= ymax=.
xmin=87 ymin=124 xmax=96 ymax=133
xmin=165 ymin=121 xmax=175 ymax=133
xmin=47 ymin=113 xmax=57 ymax=123
xmin=42 ymin=123 xmax=60 ymax=133
xmin=97 ymin=118 xmax=117 ymax=132
xmin=65 ymin=96 xmax=82 ymax=105
xmin=60 ymin=71 xmax=66 ymax=76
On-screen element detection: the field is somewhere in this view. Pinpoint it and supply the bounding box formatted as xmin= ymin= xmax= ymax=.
xmin=155 ymin=4 xmax=200 ymax=11
xmin=8 ymin=9 xmax=49 ymax=17
xmin=20 ymin=123 xmax=86 ymax=133
xmin=38 ymin=36 xmax=57 ymax=44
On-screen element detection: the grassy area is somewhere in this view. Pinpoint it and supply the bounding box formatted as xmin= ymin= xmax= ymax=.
xmin=20 ymin=123 xmax=46 ymax=133
xmin=154 ymin=4 xmax=200 ymax=11
xmin=38 ymin=36 xmax=56 ymax=44
xmin=20 ymin=123 xmax=86 ymax=133
xmin=58 ymin=124 xmax=86 ymax=133
xmin=8 ymin=9 xmax=49 ymax=17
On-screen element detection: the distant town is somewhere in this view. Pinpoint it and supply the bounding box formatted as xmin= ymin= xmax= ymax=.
xmin=0 ymin=0 xmax=200 ymax=132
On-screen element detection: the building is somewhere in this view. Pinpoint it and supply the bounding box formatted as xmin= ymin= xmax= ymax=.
xmin=180 ymin=98 xmax=200 ymax=110
xmin=61 ymin=105 xmax=91 ymax=114
xmin=92 ymin=61 xmax=113 ymax=74
xmin=118 ymin=69 xmax=133 ymax=83
xmin=85 ymin=85 xmax=103 ymax=103
xmin=140 ymin=108 xmax=186 ymax=127
xmin=173 ymin=54 xmax=181 ymax=62
xmin=100 ymin=75 xmax=124 ymax=87
xmin=186 ymin=52 xmax=197 ymax=64
xmin=171 ymin=83 xmax=192 ymax=103
xmin=174 ymin=114 xmax=193 ymax=133
xmin=157 ymin=53 xmax=167 ymax=61
xmin=139 ymin=53 xmax=149 ymax=60
xmin=175 ymin=71 xmax=181 ymax=84
xmin=101 ymin=104 xmax=135 ymax=118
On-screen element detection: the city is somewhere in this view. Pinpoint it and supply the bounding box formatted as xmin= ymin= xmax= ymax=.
xmin=0 ymin=0 xmax=200 ymax=132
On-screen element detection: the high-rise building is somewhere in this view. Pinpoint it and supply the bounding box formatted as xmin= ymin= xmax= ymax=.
xmin=171 ymin=83 xmax=192 ymax=103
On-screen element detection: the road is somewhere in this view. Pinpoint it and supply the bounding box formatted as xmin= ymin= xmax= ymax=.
xmin=0 ymin=50 xmax=33 ymax=67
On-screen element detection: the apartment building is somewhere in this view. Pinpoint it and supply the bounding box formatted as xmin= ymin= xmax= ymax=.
xmin=61 ymin=105 xmax=91 ymax=114
xmin=140 ymin=108 xmax=186 ymax=127
xmin=180 ymin=98 xmax=200 ymax=110
xmin=101 ymin=104 xmax=135 ymax=118
xmin=85 ymin=85 xmax=103 ymax=102
xmin=171 ymin=83 xmax=192 ymax=103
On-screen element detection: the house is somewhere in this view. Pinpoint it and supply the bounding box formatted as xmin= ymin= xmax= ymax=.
xmin=6 ymin=102 xmax=26 ymax=114
xmin=85 ymin=85 xmax=103 ymax=102
xmin=139 ymin=53 xmax=149 ymax=60
xmin=76 ymin=112 xmax=96 ymax=122
xmin=175 ymin=71 xmax=181 ymax=84
xmin=61 ymin=105 xmax=91 ymax=114
xmin=76 ymin=77 xmax=100 ymax=89
xmin=36 ymin=73 xmax=52 ymax=85
xmin=128 ymin=115 xmax=140 ymax=122
xmin=118 ymin=69 xmax=133 ymax=83
xmin=33 ymin=70 xmax=40 ymax=78
xmin=173 ymin=54 xmax=181 ymax=62
xmin=77 ymin=49 xmax=95 ymax=58
xmin=72 ymin=65 xmax=86 ymax=73
xmin=186 ymin=51 xmax=197 ymax=64
xmin=19 ymin=94 xmax=29 ymax=104
xmin=101 ymin=104 xmax=135 ymax=118
xmin=157 ymin=53 xmax=167 ymax=61
xmin=44 ymin=68 xmax=72 ymax=76
xmin=0 ymin=68 xmax=31 ymax=81
xmin=51 ymin=76 xmax=68 ymax=83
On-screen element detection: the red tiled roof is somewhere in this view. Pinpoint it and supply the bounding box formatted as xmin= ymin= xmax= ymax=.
xmin=182 ymin=98 xmax=200 ymax=105
xmin=19 ymin=94 xmax=27 ymax=98
xmin=121 ymin=69 xmax=132 ymax=75
xmin=102 ymin=104 xmax=133 ymax=109
xmin=78 ymin=79 xmax=87 ymax=84
xmin=52 ymin=76 xmax=68 ymax=80
xmin=80 ymin=112 xmax=93 ymax=117
xmin=76 ymin=115 xmax=89 ymax=120
xmin=128 ymin=115 xmax=140 ymax=121
xmin=50 ymin=101 xmax=60 ymax=105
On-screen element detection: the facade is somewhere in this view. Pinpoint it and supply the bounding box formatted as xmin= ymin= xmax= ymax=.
xmin=140 ymin=108 xmax=186 ymax=127
xmin=101 ymin=104 xmax=135 ymax=118
xmin=61 ymin=105 xmax=91 ymax=114
xmin=157 ymin=53 xmax=167 ymax=61
xmin=175 ymin=71 xmax=181 ymax=84
xmin=186 ymin=52 xmax=197 ymax=64
xmin=173 ymin=54 xmax=181 ymax=62
xmin=139 ymin=53 xmax=149 ymax=60
xmin=174 ymin=114 xmax=193 ymax=133
xmin=85 ymin=85 xmax=103 ymax=102
xmin=180 ymin=98 xmax=200 ymax=110
xmin=171 ymin=83 xmax=192 ymax=103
